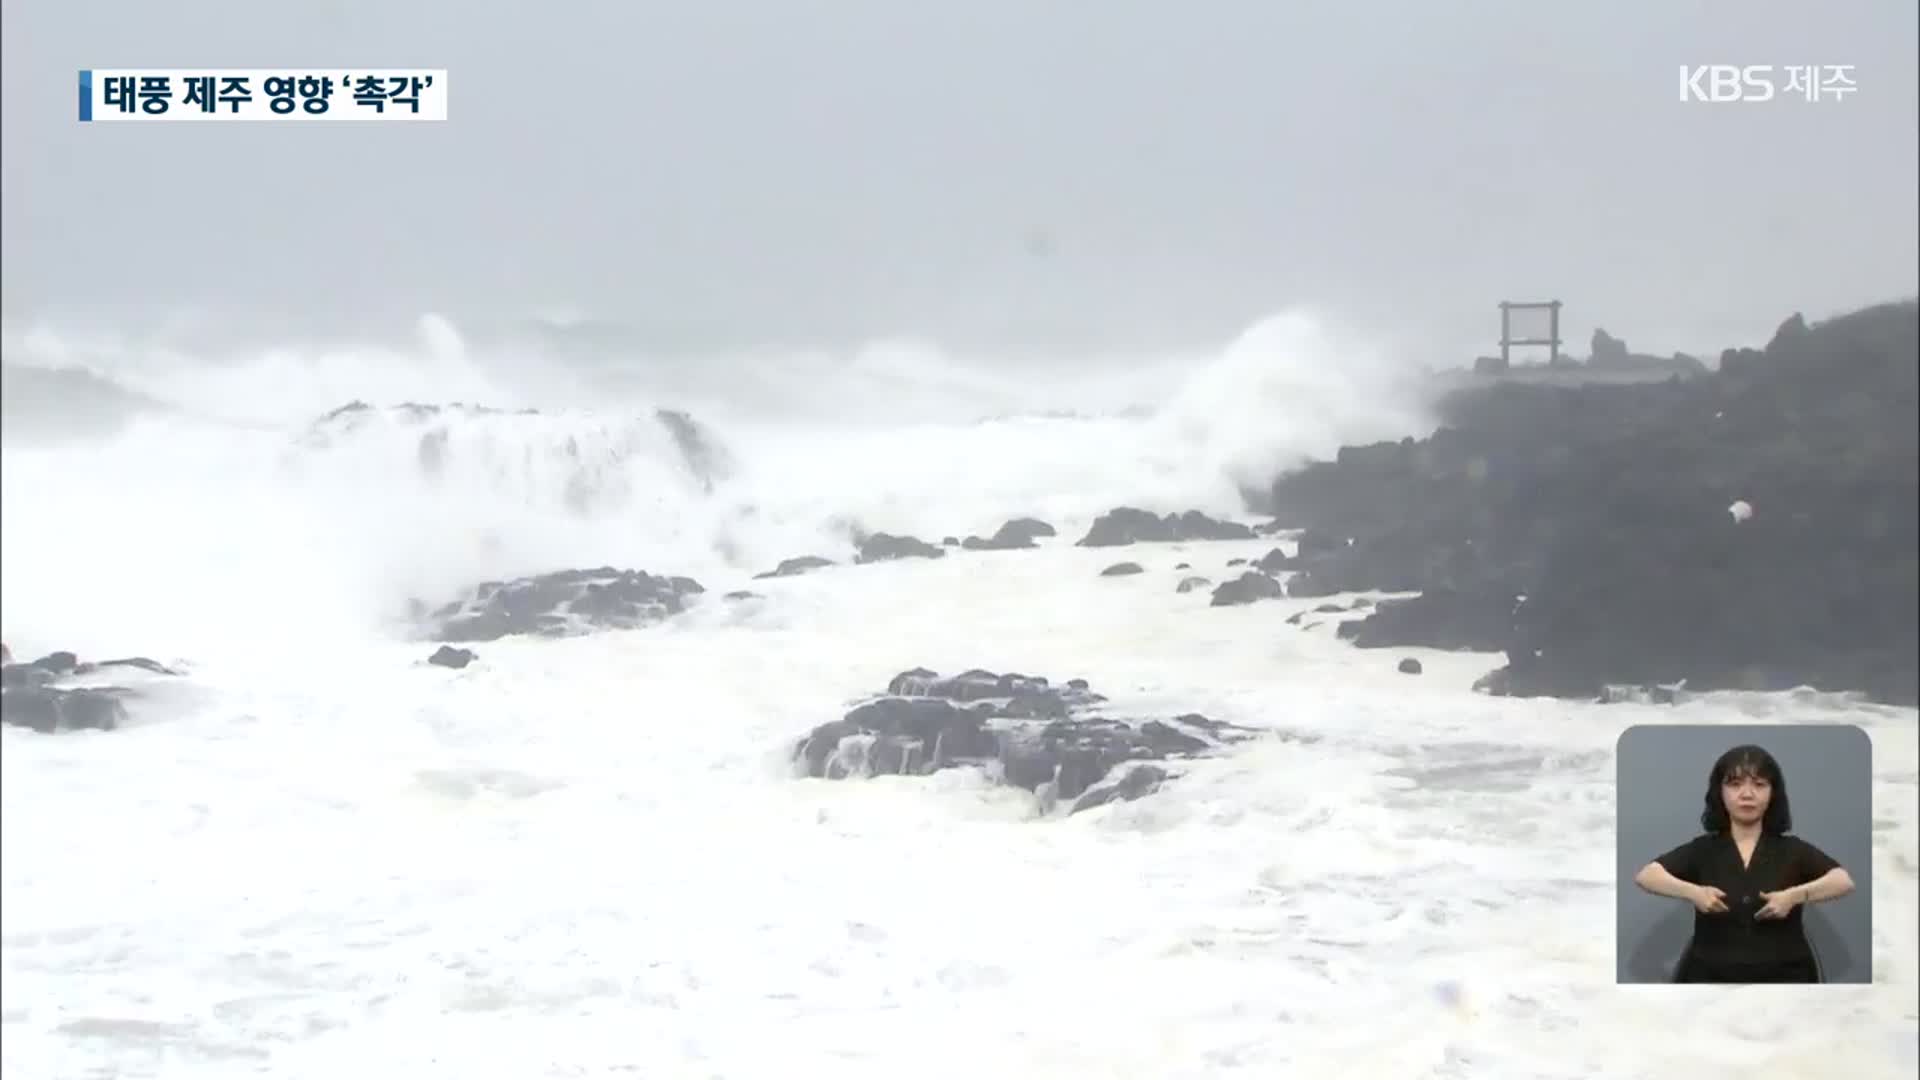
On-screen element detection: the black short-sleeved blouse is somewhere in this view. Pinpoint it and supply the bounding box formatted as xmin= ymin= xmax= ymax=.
xmin=1654 ymin=832 xmax=1842 ymax=981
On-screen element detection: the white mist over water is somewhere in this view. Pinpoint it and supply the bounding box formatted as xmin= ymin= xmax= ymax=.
xmin=2 ymin=311 xmax=1915 ymax=1079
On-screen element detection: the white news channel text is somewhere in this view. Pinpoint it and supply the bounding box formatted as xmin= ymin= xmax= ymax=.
xmin=1679 ymin=65 xmax=1856 ymax=103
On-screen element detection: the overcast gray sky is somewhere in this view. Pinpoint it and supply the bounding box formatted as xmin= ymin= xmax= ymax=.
xmin=3 ymin=0 xmax=1916 ymax=357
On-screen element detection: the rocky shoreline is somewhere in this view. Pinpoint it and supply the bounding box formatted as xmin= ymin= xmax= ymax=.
xmin=1262 ymin=300 xmax=1918 ymax=705
xmin=15 ymin=302 xmax=1911 ymax=796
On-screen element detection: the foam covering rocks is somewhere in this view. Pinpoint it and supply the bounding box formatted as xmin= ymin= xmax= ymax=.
xmin=791 ymin=668 xmax=1260 ymax=814
xmin=1 ymin=651 xmax=179 ymax=733
xmin=423 ymin=567 xmax=705 ymax=643
xmin=303 ymin=401 xmax=734 ymax=494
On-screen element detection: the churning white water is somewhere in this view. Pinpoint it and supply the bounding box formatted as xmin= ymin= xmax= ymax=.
xmin=2 ymin=312 xmax=1915 ymax=1079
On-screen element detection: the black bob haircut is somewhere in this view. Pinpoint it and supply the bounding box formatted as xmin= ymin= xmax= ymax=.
xmin=1700 ymin=744 xmax=1794 ymax=835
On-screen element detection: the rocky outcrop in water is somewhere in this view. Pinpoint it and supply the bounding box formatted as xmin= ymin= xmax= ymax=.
xmin=428 ymin=646 xmax=476 ymax=669
xmin=754 ymin=555 xmax=836 ymax=580
xmin=1210 ymin=571 xmax=1285 ymax=608
xmin=1076 ymin=508 xmax=1257 ymax=548
xmin=791 ymin=668 xmax=1261 ymax=814
xmin=1262 ymin=301 xmax=1919 ymax=705
xmin=424 ymin=567 xmax=705 ymax=642
xmin=960 ymin=517 xmax=1058 ymax=551
xmin=854 ymin=532 xmax=946 ymax=563
xmin=1 ymin=651 xmax=179 ymax=733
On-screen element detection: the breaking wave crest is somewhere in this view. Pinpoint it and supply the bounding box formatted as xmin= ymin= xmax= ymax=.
xmin=0 ymin=309 xmax=1439 ymax=657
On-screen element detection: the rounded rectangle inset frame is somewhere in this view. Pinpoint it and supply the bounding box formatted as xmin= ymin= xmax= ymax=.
xmin=1614 ymin=722 xmax=1873 ymax=984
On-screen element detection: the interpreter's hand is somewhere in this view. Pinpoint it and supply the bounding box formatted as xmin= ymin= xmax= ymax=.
xmin=1689 ymin=885 xmax=1729 ymax=914
xmin=1755 ymin=889 xmax=1801 ymax=920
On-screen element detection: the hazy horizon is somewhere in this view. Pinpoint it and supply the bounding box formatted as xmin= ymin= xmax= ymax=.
xmin=4 ymin=1 xmax=1916 ymax=362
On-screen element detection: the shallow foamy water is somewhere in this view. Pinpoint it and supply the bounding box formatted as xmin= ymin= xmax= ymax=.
xmin=4 ymin=539 xmax=1917 ymax=1079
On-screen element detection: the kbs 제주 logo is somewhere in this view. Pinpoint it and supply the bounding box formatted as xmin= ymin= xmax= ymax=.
xmin=78 ymin=69 xmax=448 ymax=121
xmin=1678 ymin=65 xmax=1857 ymax=103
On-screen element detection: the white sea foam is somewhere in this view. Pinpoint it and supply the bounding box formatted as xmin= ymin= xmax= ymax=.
xmin=0 ymin=309 xmax=1435 ymax=658
xmin=2 ymin=315 xmax=1914 ymax=1078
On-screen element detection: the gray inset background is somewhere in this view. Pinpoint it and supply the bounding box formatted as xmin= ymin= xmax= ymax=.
xmin=1615 ymin=723 xmax=1873 ymax=984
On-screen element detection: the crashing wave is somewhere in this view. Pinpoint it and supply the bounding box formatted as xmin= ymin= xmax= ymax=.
xmin=285 ymin=400 xmax=737 ymax=516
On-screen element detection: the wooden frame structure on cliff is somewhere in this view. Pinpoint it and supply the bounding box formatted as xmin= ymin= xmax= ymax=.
xmin=1495 ymin=299 xmax=1564 ymax=369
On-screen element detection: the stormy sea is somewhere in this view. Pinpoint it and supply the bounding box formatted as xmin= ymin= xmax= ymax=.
xmin=3 ymin=306 xmax=1915 ymax=1079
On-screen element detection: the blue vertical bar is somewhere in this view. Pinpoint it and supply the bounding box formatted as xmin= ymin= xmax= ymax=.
xmin=78 ymin=70 xmax=92 ymax=121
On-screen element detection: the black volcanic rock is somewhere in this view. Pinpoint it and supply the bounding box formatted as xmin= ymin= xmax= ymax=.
xmin=429 ymin=646 xmax=476 ymax=669
xmin=1295 ymin=529 xmax=1347 ymax=559
xmin=1587 ymin=330 xmax=1708 ymax=376
xmin=1176 ymin=576 xmax=1212 ymax=594
xmin=2 ymin=687 xmax=126 ymax=733
xmin=1100 ymin=562 xmax=1145 ymax=577
xmin=1071 ymin=764 xmax=1170 ymax=813
xmin=1210 ymin=571 xmax=1285 ymax=607
xmin=754 ymin=555 xmax=836 ymax=580
xmin=1337 ymin=586 xmax=1521 ymax=652
xmin=961 ymin=517 xmax=1058 ymax=551
xmin=425 ymin=567 xmax=703 ymax=642
xmin=855 ymin=533 xmax=946 ymax=563
xmin=1262 ymin=300 xmax=1919 ymax=705
xmin=2 ymin=650 xmax=180 ymax=733
xmin=6 ymin=652 xmax=179 ymax=684
xmin=1005 ymin=517 xmax=1058 ymax=539
xmin=33 ymin=650 xmax=79 ymax=674
xmin=1076 ymin=508 xmax=1256 ymax=547
xmin=792 ymin=668 xmax=1260 ymax=812
xmin=1398 ymin=658 xmax=1423 ymax=675
xmin=88 ymin=656 xmax=177 ymax=675
xmin=1284 ymin=569 xmax=1345 ymax=599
